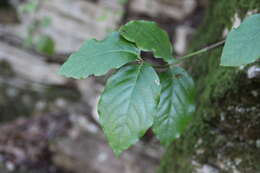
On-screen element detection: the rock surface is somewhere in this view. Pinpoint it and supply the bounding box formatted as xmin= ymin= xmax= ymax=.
xmin=0 ymin=0 xmax=206 ymax=172
xmin=52 ymin=122 xmax=162 ymax=173
xmin=0 ymin=112 xmax=163 ymax=173
xmin=0 ymin=41 xmax=64 ymax=85
xmin=129 ymin=0 xmax=196 ymax=21
xmin=4 ymin=0 xmax=125 ymax=52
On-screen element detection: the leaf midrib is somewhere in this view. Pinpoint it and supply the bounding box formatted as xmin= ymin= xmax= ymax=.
xmin=117 ymin=63 xmax=144 ymax=141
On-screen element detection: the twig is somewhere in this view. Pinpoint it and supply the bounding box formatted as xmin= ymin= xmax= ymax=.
xmin=171 ymin=40 xmax=226 ymax=65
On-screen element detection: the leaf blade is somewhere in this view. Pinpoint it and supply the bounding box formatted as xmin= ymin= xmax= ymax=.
xmin=58 ymin=32 xmax=140 ymax=79
xmin=98 ymin=63 xmax=161 ymax=155
xmin=153 ymin=67 xmax=195 ymax=146
xmin=221 ymin=14 xmax=260 ymax=66
xmin=119 ymin=20 xmax=175 ymax=63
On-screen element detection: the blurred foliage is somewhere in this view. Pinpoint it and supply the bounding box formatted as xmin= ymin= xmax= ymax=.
xmin=36 ymin=35 xmax=55 ymax=55
xmin=19 ymin=0 xmax=38 ymax=13
xmin=18 ymin=0 xmax=56 ymax=55
xmin=117 ymin=0 xmax=128 ymax=5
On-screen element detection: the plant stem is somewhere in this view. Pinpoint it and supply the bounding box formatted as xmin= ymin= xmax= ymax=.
xmin=171 ymin=40 xmax=226 ymax=66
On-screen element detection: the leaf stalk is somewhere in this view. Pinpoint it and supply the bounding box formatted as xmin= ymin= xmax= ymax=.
xmin=171 ymin=40 xmax=226 ymax=66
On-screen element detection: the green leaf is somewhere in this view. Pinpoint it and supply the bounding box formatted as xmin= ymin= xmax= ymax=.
xmin=221 ymin=14 xmax=260 ymax=66
xmin=19 ymin=0 xmax=38 ymax=13
xmin=98 ymin=63 xmax=161 ymax=156
xmin=36 ymin=35 xmax=55 ymax=55
xmin=153 ymin=67 xmax=195 ymax=146
xmin=119 ymin=20 xmax=175 ymax=64
xmin=58 ymin=32 xmax=140 ymax=79
xmin=23 ymin=35 xmax=33 ymax=48
xmin=117 ymin=0 xmax=128 ymax=5
xmin=40 ymin=16 xmax=52 ymax=28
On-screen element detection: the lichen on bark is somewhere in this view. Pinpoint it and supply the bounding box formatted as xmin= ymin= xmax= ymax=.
xmin=158 ymin=0 xmax=260 ymax=172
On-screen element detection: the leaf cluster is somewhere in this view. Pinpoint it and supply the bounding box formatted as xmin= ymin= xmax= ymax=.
xmin=59 ymin=20 xmax=195 ymax=155
xmin=58 ymin=14 xmax=260 ymax=156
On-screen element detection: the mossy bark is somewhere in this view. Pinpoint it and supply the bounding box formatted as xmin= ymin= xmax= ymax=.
xmin=158 ymin=0 xmax=260 ymax=173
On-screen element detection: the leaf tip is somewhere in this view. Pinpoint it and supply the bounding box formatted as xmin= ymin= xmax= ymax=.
xmin=113 ymin=149 xmax=123 ymax=158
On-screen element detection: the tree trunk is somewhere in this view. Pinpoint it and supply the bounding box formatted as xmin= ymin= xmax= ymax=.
xmin=158 ymin=0 xmax=260 ymax=173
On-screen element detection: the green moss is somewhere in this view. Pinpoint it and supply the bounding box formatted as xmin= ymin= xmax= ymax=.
xmin=158 ymin=0 xmax=260 ymax=172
